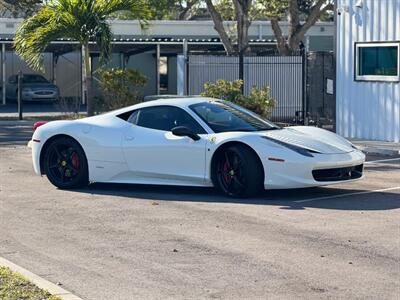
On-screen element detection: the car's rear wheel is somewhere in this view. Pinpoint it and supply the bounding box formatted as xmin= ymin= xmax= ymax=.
xmin=214 ymin=145 xmax=264 ymax=198
xmin=43 ymin=137 xmax=88 ymax=189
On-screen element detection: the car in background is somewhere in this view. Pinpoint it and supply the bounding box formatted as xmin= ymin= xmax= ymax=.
xmin=6 ymin=74 xmax=59 ymax=102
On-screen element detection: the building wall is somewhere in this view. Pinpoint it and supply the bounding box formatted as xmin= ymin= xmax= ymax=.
xmin=0 ymin=18 xmax=335 ymax=52
xmin=336 ymin=0 xmax=400 ymax=142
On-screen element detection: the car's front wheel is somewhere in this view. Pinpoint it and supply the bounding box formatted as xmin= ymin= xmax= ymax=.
xmin=43 ymin=137 xmax=89 ymax=189
xmin=214 ymin=145 xmax=264 ymax=198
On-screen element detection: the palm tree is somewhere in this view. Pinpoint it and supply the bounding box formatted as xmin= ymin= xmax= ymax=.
xmin=14 ymin=0 xmax=149 ymax=116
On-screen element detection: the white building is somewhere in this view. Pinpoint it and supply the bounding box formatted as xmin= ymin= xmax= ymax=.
xmin=336 ymin=0 xmax=400 ymax=142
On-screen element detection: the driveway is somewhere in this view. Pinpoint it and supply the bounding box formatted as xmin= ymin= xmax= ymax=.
xmin=0 ymin=125 xmax=399 ymax=299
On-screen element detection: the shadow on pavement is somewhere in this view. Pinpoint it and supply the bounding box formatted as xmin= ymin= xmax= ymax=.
xmin=70 ymin=182 xmax=400 ymax=211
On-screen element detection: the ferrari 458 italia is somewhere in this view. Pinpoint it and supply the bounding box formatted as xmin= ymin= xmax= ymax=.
xmin=31 ymin=98 xmax=365 ymax=197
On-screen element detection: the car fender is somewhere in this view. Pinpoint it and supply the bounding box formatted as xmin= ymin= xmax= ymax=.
xmin=33 ymin=118 xmax=129 ymax=178
xmin=204 ymin=132 xmax=271 ymax=183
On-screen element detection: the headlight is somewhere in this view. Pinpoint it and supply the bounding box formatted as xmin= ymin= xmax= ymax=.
xmin=261 ymin=136 xmax=321 ymax=157
xmin=349 ymin=142 xmax=359 ymax=150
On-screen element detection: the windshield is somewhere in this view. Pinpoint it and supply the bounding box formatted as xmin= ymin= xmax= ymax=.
xmin=22 ymin=75 xmax=49 ymax=84
xmin=189 ymin=101 xmax=279 ymax=133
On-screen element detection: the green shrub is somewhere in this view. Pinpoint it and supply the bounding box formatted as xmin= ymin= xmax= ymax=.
xmin=201 ymin=79 xmax=275 ymax=117
xmin=97 ymin=68 xmax=147 ymax=112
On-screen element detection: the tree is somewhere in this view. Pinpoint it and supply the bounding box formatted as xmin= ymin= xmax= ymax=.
xmin=261 ymin=0 xmax=334 ymax=55
xmin=205 ymin=0 xmax=253 ymax=88
xmin=0 ymin=0 xmax=44 ymax=17
xmin=14 ymin=0 xmax=149 ymax=116
xmin=115 ymin=0 xmax=202 ymax=20
xmin=205 ymin=0 xmax=252 ymax=56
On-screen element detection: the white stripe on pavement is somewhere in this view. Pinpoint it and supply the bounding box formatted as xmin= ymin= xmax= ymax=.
xmin=293 ymin=186 xmax=400 ymax=203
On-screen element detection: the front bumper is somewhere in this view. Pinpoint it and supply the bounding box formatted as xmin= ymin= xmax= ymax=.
xmin=31 ymin=139 xmax=43 ymax=175
xmin=22 ymin=90 xmax=59 ymax=101
xmin=263 ymin=150 xmax=366 ymax=189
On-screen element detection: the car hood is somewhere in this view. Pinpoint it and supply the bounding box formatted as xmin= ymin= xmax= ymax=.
xmin=262 ymin=126 xmax=355 ymax=154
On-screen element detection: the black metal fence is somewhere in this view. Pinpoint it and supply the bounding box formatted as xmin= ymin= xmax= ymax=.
xmin=187 ymin=53 xmax=305 ymax=124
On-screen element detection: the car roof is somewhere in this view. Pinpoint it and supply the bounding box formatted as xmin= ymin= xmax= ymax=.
xmin=109 ymin=97 xmax=218 ymax=116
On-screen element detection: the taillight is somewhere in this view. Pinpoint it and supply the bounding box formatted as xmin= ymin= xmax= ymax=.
xmin=33 ymin=121 xmax=47 ymax=131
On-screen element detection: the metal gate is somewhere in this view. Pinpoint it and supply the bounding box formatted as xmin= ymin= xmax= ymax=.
xmin=306 ymin=51 xmax=335 ymax=130
xmin=187 ymin=54 xmax=304 ymax=123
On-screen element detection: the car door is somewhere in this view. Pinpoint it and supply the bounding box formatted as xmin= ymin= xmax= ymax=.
xmin=121 ymin=105 xmax=208 ymax=185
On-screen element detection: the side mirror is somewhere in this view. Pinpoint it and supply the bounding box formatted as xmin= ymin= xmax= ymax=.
xmin=171 ymin=126 xmax=201 ymax=141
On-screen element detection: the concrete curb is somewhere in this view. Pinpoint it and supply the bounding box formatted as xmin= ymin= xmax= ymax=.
xmin=0 ymin=257 xmax=83 ymax=300
xmin=356 ymin=145 xmax=400 ymax=157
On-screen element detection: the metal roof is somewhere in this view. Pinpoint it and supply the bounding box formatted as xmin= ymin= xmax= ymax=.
xmin=0 ymin=37 xmax=277 ymax=45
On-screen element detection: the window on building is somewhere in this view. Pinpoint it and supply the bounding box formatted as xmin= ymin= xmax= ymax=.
xmin=355 ymin=42 xmax=400 ymax=82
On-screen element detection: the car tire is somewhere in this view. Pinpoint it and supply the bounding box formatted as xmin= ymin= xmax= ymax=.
xmin=214 ymin=145 xmax=264 ymax=198
xmin=43 ymin=137 xmax=89 ymax=189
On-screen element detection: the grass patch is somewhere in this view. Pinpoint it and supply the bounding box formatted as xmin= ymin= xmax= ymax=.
xmin=0 ymin=266 xmax=61 ymax=300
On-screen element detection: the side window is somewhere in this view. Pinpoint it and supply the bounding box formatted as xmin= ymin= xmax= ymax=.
xmin=127 ymin=110 xmax=139 ymax=124
xmin=136 ymin=106 xmax=206 ymax=134
xmin=171 ymin=107 xmax=207 ymax=134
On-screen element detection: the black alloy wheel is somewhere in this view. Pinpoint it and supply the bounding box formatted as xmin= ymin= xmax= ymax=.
xmin=44 ymin=137 xmax=88 ymax=189
xmin=215 ymin=145 xmax=263 ymax=198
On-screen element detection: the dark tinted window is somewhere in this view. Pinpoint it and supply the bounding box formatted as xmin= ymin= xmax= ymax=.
xmin=189 ymin=101 xmax=279 ymax=133
xmin=22 ymin=75 xmax=49 ymax=84
xmin=359 ymin=46 xmax=398 ymax=76
xmin=133 ymin=106 xmax=206 ymax=134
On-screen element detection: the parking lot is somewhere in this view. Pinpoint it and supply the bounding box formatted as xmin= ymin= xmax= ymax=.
xmin=0 ymin=123 xmax=399 ymax=299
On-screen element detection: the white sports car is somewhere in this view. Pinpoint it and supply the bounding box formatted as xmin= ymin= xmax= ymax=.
xmin=31 ymin=97 xmax=365 ymax=197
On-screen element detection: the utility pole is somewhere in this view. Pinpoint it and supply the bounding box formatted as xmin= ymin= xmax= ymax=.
xmin=17 ymin=70 xmax=23 ymax=120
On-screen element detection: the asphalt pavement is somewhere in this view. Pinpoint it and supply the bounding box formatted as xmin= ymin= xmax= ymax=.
xmin=0 ymin=123 xmax=399 ymax=300
xmin=0 ymin=102 xmax=86 ymax=118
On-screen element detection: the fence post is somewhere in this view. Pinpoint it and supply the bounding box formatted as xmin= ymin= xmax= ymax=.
xmin=300 ymin=43 xmax=308 ymax=125
xmin=155 ymin=43 xmax=160 ymax=95
xmin=239 ymin=51 xmax=244 ymax=94
xmin=17 ymin=70 xmax=23 ymax=120
xmin=1 ymin=43 xmax=6 ymax=105
xmin=183 ymin=39 xmax=189 ymax=95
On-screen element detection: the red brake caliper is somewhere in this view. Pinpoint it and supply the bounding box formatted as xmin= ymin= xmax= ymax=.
xmin=223 ymin=160 xmax=230 ymax=184
xmin=71 ymin=152 xmax=80 ymax=170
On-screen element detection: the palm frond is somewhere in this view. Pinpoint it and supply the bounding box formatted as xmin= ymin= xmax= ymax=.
xmin=14 ymin=0 xmax=150 ymax=71
xmin=14 ymin=7 xmax=65 ymax=71
xmin=95 ymin=20 xmax=112 ymax=66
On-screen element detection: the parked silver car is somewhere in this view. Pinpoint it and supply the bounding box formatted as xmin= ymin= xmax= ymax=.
xmin=6 ymin=74 xmax=59 ymax=102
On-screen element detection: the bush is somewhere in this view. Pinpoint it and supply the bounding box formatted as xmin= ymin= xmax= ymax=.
xmin=201 ymin=79 xmax=275 ymax=117
xmin=97 ymin=68 xmax=147 ymax=111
